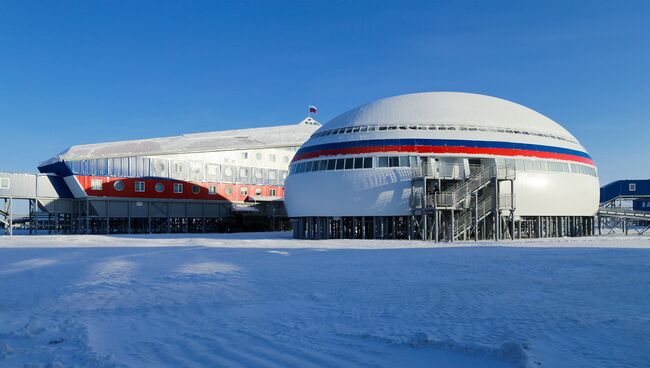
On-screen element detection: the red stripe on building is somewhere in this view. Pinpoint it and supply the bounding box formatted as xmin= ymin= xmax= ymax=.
xmin=293 ymin=145 xmax=595 ymax=166
xmin=76 ymin=176 xmax=284 ymax=201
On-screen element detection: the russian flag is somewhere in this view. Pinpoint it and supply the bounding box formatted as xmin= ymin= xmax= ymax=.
xmin=309 ymin=105 xmax=317 ymax=114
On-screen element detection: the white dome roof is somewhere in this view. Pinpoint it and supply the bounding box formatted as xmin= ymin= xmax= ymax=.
xmin=324 ymin=92 xmax=575 ymax=140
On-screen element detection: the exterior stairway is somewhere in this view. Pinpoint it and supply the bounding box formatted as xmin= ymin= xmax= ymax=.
xmin=454 ymin=194 xmax=494 ymax=240
xmin=431 ymin=165 xmax=495 ymax=210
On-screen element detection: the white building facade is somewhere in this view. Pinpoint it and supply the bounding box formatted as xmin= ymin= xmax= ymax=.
xmin=285 ymin=92 xmax=599 ymax=241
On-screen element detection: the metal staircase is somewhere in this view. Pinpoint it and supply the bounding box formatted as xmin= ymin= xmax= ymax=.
xmin=432 ymin=165 xmax=495 ymax=209
xmin=411 ymin=162 xmax=516 ymax=242
xmin=454 ymin=194 xmax=494 ymax=240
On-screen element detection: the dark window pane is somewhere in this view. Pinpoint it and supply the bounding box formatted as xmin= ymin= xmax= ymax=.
xmin=310 ymin=161 xmax=318 ymax=171
xmin=336 ymin=158 xmax=345 ymax=170
xmin=327 ymin=159 xmax=336 ymax=170
xmin=318 ymin=160 xmax=328 ymax=171
xmin=354 ymin=157 xmax=363 ymax=169
xmin=378 ymin=157 xmax=389 ymax=167
xmin=345 ymin=158 xmax=354 ymax=169
xmin=389 ymin=157 xmax=400 ymax=167
xmin=363 ymin=157 xmax=373 ymax=168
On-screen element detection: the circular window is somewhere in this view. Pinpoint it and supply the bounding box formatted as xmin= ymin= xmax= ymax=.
xmin=113 ymin=180 xmax=125 ymax=191
xmin=192 ymin=185 xmax=201 ymax=194
xmin=256 ymin=153 xmax=262 ymax=160
xmin=255 ymin=188 xmax=262 ymax=196
xmin=225 ymin=186 xmax=233 ymax=195
xmin=155 ymin=183 xmax=164 ymax=193
xmin=224 ymin=167 xmax=233 ymax=177
xmin=283 ymin=156 xmax=290 ymax=163
xmin=254 ymin=169 xmax=262 ymax=179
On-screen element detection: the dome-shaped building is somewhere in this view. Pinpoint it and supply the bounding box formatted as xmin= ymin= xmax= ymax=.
xmin=285 ymin=92 xmax=599 ymax=241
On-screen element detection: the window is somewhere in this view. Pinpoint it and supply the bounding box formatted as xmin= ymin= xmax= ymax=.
xmin=269 ymin=154 xmax=276 ymax=162
xmin=0 ymin=177 xmax=10 ymax=189
xmin=344 ymin=158 xmax=354 ymax=170
xmin=336 ymin=158 xmax=345 ymax=170
xmin=255 ymin=188 xmax=262 ymax=195
xmin=630 ymin=183 xmax=637 ymax=192
xmin=225 ymin=186 xmax=233 ymax=195
xmin=209 ymin=185 xmax=217 ymax=195
xmin=240 ymin=186 xmax=248 ymax=196
xmin=399 ymin=156 xmax=410 ymax=167
xmin=173 ymin=183 xmax=183 ymax=193
xmin=409 ymin=156 xmax=418 ymax=167
xmin=269 ymin=188 xmax=277 ymax=196
xmin=318 ymin=160 xmax=328 ymax=171
xmin=363 ymin=157 xmax=373 ymax=169
xmin=389 ymin=157 xmax=400 ymax=167
xmin=135 ymin=181 xmax=145 ymax=192
xmin=377 ymin=157 xmax=389 ymax=168
xmin=192 ymin=185 xmax=201 ymax=194
xmin=239 ymin=168 xmax=249 ymax=178
xmin=113 ymin=180 xmax=125 ymax=191
xmin=283 ymin=156 xmax=290 ymax=163
xmin=241 ymin=152 xmax=248 ymax=159
xmin=207 ymin=165 xmax=219 ymax=176
xmin=256 ymin=153 xmax=262 ymax=160
xmin=174 ymin=163 xmax=184 ymax=174
xmin=91 ymin=179 xmax=103 ymax=191
xmin=327 ymin=159 xmax=336 ymax=170
xmin=354 ymin=157 xmax=363 ymax=169
xmin=155 ymin=183 xmax=165 ymax=193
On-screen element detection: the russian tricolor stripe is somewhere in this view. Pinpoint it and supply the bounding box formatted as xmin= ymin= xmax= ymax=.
xmin=293 ymin=138 xmax=594 ymax=166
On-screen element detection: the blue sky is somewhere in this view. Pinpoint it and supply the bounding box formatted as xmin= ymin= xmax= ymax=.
xmin=0 ymin=0 xmax=648 ymax=184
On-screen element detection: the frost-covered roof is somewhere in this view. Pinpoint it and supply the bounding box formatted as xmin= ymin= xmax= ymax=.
xmin=42 ymin=117 xmax=320 ymax=165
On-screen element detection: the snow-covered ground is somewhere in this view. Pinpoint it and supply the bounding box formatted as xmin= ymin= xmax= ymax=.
xmin=1 ymin=233 xmax=649 ymax=367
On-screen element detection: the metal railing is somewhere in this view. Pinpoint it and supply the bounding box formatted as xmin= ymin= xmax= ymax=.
xmin=598 ymin=207 xmax=650 ymax=220
xmin=412 ymin=164 xmax=517 ymax=211
xmin=412 ymin=163 xmax=481 ymax=180
xmin=433 ymin=165 xmax=494 ymax=209
xmin=454 ymin=194 xmax=494 ymax=237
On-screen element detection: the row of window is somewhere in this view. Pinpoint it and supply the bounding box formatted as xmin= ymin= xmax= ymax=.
xmin=68 ymin=158 xmax=288 ymax=186
xmin=497 ymin=158 xmax=597 ymax=177
xmin=240 ymin=151 xmax=291 ymax=163
xmin=289 ymin=156 xmax=598 ymax=177
xmin=90 ymin=179 xmax=276 ymax=197
xmin=289 ymin=156 xmax=421 ymax=174
xmin=311 ymin=123 xmax=577 ymax=144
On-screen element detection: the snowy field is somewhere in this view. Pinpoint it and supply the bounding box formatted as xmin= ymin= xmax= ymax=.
xmin=1 ymin=233 xmax=649 ymax=368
